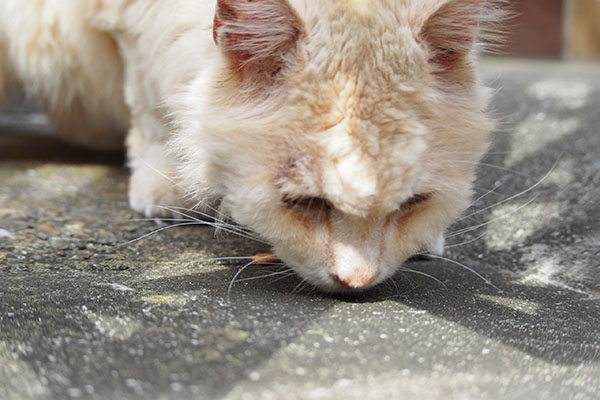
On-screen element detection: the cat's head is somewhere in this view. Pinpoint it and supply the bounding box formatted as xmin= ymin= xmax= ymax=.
xmin=175 ymin=0 xmax=500 ymax=291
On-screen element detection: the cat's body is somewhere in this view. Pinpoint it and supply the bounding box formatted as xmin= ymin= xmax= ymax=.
xmin=0 ymin=0 xmax=501 ymax=291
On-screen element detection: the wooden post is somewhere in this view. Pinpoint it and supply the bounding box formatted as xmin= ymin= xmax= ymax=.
xmin=567 ymin=0 xmax=600 ymax=59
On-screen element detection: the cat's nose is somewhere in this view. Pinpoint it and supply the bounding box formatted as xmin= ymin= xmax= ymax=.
xmin=331 ymin=271 xmax=376 ymax=289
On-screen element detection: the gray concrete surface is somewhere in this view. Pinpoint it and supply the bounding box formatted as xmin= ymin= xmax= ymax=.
xmin=1 ymin=60 xmax=599 ymax=400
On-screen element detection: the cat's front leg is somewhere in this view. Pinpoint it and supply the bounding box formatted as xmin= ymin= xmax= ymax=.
xmin=126 ymin=120 xmax=188 ymax=218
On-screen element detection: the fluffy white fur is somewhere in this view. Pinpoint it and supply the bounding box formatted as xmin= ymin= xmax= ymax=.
xmin=0 ymin=0 xmax=502 ymax=291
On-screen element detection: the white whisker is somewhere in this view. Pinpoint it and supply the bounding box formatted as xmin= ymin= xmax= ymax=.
xmin=118 ymin=221 xmax=206 ymax=247
xmin=475 ymin=162 xmax=535 ymax=178
xmin=443 ymin=159 xmax=535 ymax=178
xmin=159 ymin=205 xmax=265 ymax=241
xmin=387 ymin=275 xmax=400 ymax=293
xmin=291 ymin=279 xmax=308 ymax=295
xmin=447 ymin=195 xmax=538 ymax=239
xmin=194 ymin=256 xmax=254 ymax=264
xmin=462 ymin=155 xmax=562 ymax=221
xmin=425 ymin=254 xmax=500 ymax=292
xmin=130 ymin=151 xmax=187 ymax=192
xmin=228 ymin=268 xmax=294 ymax=284
xmin=114 ymin=217 xmax=193 ymax=224
xmin=398 ymin=267 xmax=447 ymax=287
xmin=227 ymin=260 xmax=256 ymax=299
xmin=265 ymin=272 xmax=298 ymax=287
xmin=443 ymin=233 xmax=486 ymax=249
xmin=472 ymin=182 xmax=504 ymax=204
xmin=155 ymin=205 xmax=269 ymax=244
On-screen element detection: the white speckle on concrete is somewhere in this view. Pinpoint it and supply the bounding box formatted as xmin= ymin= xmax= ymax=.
xmin=84 ymin=311 xmax=142 ymax=341
xmin=67 ymin=388 xmax=82 ymax=398
xmin=98 ymin=282 xmax=135 ymax=292
xmin=248 ymin=371 xmax=261 ymax=382
xmin=125 ymin=378 xmax=145 ymax=396
xmin=0 ymin=229 xmax=14 ymax=239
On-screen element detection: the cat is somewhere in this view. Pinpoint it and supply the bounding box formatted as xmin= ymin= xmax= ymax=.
xmin=0 ymin=0 xmax=502 ymax=291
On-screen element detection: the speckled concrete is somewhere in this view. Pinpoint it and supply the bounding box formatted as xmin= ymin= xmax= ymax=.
xmin=1 ymin=60 xmax=599 ymax=400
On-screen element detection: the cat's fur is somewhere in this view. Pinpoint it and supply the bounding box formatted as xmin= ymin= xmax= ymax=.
xmin=0 ymin=0 xmax=502 ymax=291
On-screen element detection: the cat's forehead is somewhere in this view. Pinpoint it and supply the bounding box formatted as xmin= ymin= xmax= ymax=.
xmin=344 ymin=0 xmax=371 ymax=14
xmin=281 ymin=79 xmax=430 ymax=217
xmin=289 ymin=0 xmax=428 ymax=121
xmin=315 ymin=114 xmax=428 ymax=216
xmin=275 ymin=3 xmax=434 ymax=215
xmin=300 ymin=1 xmax=421 ymax=71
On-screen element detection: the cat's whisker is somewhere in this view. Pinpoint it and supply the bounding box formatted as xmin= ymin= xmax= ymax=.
xmin=155 ymin=205 xmax=269 ymax=244
xmin=193 ymin=256 xmax=254 ymax=265
xmin=114 ymin=217 xmax=194 ymax=224
xmin=438 ymin=151 xmax=511 ymax=156
xmin=118 ymin=212 xmax=265 ymax=247
xmin=463 ymin=181 xmax=547 ymax=225
xmin=229 ymin=268 xmax=295 ymax=284
xmin=424 ymin=254 xmax=500 ymax=292
xmin=164 ymin=204 xmax=218 ymax=219
xmin=398 ymin=267 xmax=447 ymax=287
xmin=444 ymin=159 xmax=535 ymax=179
xmin=118 ymin=221 xmax=208 ymax=247
xmin=443 ymin=233 xmax=486 ymax=249
xmin=129 ymin=152 xmax=195 ymax=199
xmin=464 ymin=157 xmax=560 ymax=220
xmin=226 ymin=260 xmax=257 ymax=299
xmin=377 ymin=281 xmax=390 ymax=296
xmin=199 ymin=201 xmax=230 ymax=221
xmin=265 ymin=272 xmax=298 ymax=287
xmin=304 ymin=285 xmax=318 ymax=297
xmin=452 ymin=156 xmax=560 ymax=232
xmin=447 ymin=195 xmax=538 ymax=239
xmin=290 ymin=279 xmax=308 ymax=295
xmin=155 ymin=205 xmax=207 ymax=222
xmin=161 ymin=205 xmax=262 ymax=239
xmin=388 ymin=275 xmax=400 ymax=293
xmin=128 ymin=256 xmax=255 ymax=266
xmin=472 ymin=182 xmax=504 ymax=204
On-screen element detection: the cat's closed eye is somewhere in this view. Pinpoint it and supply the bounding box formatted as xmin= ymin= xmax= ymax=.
xmin=283 ymin=196 xmax=332 ymax=215
xmin=399 ymin=193 xmax=431 ymax=211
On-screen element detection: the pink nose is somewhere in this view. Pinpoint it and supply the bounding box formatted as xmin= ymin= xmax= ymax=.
xmin=331 ymin=271 xmax=376 ymax=289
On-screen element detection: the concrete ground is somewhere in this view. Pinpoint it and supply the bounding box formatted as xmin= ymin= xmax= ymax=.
xmin=1 ymin=60 xmax=599 ymax=400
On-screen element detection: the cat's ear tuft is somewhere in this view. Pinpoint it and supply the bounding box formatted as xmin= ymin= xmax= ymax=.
xmin=213 ymin=0 xmax=303 ymax=76
xmin=417 ymin=0 xmax=485 ymax=69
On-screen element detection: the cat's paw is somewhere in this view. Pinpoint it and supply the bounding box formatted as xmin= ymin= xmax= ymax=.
xmin=128 ymin=167 xmax=184 ymax=218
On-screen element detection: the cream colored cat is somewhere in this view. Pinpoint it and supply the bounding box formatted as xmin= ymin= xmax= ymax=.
xmin=0 ymin=0 xmax=502 ymax=291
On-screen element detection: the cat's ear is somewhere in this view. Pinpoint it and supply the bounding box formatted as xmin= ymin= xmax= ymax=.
xmin=417 ymin=0 xmax=485 ymax=69
xmin=213 ymin=0 xmax=303 ymax=76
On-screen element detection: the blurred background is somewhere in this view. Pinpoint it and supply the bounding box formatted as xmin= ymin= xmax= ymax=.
xmin=500 ymin=0 xmax=600 ymax=60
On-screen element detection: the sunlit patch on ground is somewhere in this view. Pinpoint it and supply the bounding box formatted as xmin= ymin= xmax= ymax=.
xmin=484 ymin=201 xmax=562 ymax=251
